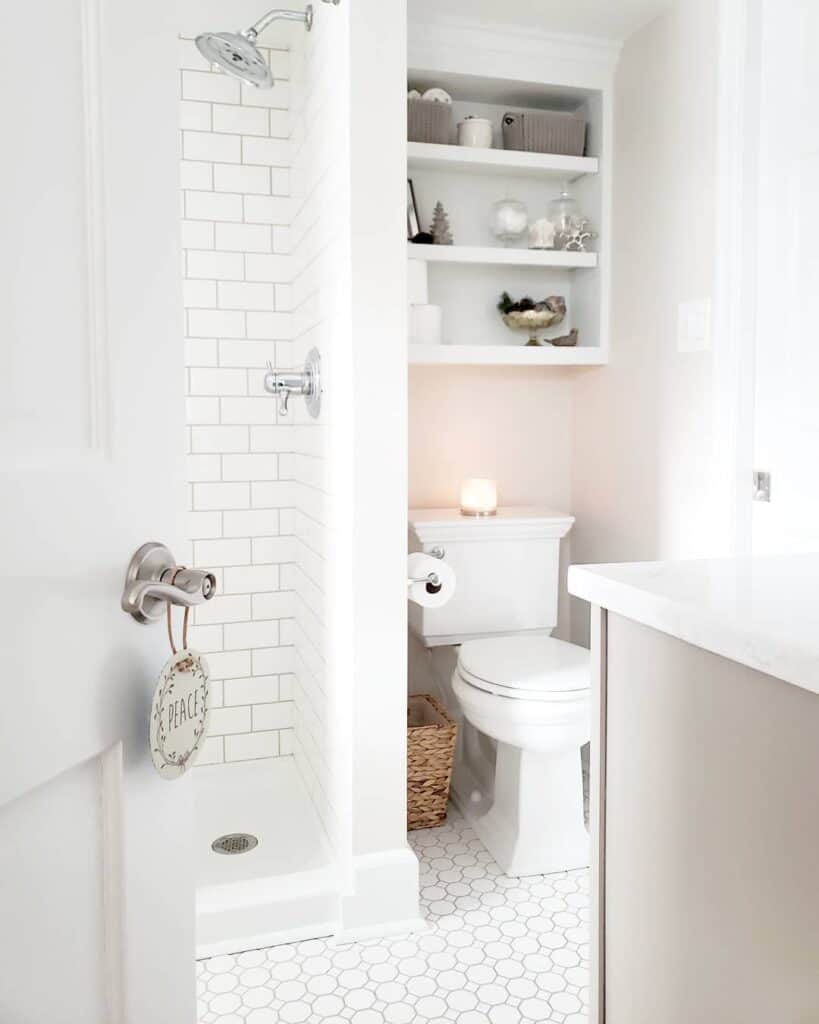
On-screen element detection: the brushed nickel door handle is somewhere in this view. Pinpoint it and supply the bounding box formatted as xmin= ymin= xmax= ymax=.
xmin=121 ymin=543 xmax=216 ymax=624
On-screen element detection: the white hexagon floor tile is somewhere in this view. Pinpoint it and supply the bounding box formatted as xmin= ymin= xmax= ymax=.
xmin=197 ymin=809 xmax=590 ymax=1023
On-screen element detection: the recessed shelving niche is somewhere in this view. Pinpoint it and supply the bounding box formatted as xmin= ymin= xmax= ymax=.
xmin=406 ymin=65 xmax=611 ymax=367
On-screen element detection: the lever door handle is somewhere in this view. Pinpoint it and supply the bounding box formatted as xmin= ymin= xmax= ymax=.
xmin=121 ymin=543 xmax=216 ymax=624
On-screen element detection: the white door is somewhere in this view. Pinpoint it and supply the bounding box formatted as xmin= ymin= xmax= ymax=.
xmin=751 ymin=0 xmax=819 ymax=553
xmin=0 ymin=0 xmax=194 ymax=1021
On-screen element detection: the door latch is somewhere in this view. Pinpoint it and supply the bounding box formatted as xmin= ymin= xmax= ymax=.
xmin=752 ymin=470 xmax=771 ymax=502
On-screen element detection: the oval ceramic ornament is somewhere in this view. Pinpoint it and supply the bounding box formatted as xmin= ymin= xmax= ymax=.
xmin=150 ymin=649 xmax=210 ymax=779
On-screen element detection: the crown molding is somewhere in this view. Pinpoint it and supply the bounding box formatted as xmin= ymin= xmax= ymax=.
xmin=408 ymin=15 xmax=621 ymax=88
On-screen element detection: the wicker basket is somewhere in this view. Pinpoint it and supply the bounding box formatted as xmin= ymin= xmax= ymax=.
xmin=502 ymin=110 xmax=587 ymax=156
xmin=407 ymin=694 xmax=457 ymax=831
xmin=407 ymin=98 xmax=452 ymax=144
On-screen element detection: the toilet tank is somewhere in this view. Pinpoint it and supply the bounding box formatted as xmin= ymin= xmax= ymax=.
xmin=408 ymin=507 xmax=575 ymax=647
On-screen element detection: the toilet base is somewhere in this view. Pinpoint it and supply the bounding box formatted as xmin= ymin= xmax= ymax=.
xmin=468 ymin=742 xmax=589 ymax=877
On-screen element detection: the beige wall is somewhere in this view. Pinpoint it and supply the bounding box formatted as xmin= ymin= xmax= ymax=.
xmin=409 ymin=364 xmax=575 ymax=639
xmin=409 ymin=366 xmax=575 ymax=510
xmin=570 ymin=0 xmax=722 ymax=642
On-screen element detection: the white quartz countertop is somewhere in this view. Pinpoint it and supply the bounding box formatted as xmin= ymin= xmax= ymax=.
xmin=568 ymin=555 xmax=819 ymax=695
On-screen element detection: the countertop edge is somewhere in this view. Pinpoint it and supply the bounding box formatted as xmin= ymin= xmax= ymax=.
xmin=568 ymin=563 xmax=819 ymax=697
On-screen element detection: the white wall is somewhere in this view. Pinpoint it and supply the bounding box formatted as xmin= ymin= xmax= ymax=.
xmin=178 ymin=35 xmax=297 ymax=766
xmin=340 ymin=0 xmax=422 ymax=937
xmin=751 ymin=0 xmax=819 ymax=554
xmin=570 ymin=0 xmax=723 ymax=642
xmin=287 ymin=5 xmax=352 ymax=858
xmin=288 ymin=0 xmax=420 ymax=937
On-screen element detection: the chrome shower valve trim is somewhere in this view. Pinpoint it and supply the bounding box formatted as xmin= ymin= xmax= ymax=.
xmin=264 ymin=348 xmax=322 ymax=418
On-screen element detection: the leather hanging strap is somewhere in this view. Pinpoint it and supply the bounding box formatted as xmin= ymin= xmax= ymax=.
xmin=164 ymin=566 xmax=190 ymax=654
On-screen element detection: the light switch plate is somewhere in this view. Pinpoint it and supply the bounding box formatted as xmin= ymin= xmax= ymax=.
xmin=677 ymin=298 xmax=712 ymax=352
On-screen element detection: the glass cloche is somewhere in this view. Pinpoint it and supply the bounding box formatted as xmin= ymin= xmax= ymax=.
xmin=547 ymin=184 xmax=580 ymax=245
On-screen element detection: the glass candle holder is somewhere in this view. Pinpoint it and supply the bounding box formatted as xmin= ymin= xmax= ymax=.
xmin=460 ymin=479 xmax=498 ymax=517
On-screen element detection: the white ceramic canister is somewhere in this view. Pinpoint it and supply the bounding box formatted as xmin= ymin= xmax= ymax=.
xmin=457 ymin=116 xmax=493 ymax=148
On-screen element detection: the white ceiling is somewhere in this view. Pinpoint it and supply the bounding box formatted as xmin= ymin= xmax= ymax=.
xmin=408 ymin=0 xmax=673 ymax=41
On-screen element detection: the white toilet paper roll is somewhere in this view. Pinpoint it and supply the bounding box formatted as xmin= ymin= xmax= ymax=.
xmin=407 ymin=552 xmax=456 ymax=609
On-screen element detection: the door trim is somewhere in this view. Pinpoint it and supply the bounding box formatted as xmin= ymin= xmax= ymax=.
xmin=101 ymin=744 xmax=125 ymax=1024
xmin=590 ymin=605 xmax=607 ymax=1023
xmin=80 ymin=0 xmax=110 ymax=455
xmin=713 ymin=0 xmax=762 ymax=558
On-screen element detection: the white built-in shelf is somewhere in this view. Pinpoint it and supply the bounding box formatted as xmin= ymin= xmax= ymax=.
xmin=408 ymin=244 xmax=597 ymax=269
xmin=408 ymin=344 xmax=606 ymax=366
xmin=408 ymin=142 xmax=598 ymax=182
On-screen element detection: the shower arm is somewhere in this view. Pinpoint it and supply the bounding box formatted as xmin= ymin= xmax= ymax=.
xmin=245 ymin=7 xmax=313 ymax=38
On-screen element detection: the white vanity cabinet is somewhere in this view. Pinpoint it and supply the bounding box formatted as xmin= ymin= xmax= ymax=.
xmin=569 ymin=557 xmax=819 ymax=1024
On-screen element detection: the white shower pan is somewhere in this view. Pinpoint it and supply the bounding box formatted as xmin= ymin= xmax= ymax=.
xmin=195 ymin=759 xmax=338 ymax=957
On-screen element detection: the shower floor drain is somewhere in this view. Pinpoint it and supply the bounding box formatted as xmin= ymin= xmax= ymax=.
xmin=211 ymin=833 xmax=258 ymax=855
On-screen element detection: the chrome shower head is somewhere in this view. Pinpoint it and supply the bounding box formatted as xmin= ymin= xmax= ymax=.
xmin=195 ymin=30 xmax=274 ymax=88
xmin=196 ymin=5 xmax=314 ymax=90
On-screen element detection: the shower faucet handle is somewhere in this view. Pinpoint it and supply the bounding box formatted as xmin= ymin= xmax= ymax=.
xmin=263 ymin=349 xmax=322 ymax=419
xmin=263 ymin=365 xmax=308 ymax=416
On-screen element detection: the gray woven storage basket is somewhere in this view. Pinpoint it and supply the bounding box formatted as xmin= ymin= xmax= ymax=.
xmin=407 ymin=694 xmax=457 ymax=830
xmin=408 ymin=99 xmax=452 ymax=145
xmin=502 ymin=110 xmax=586 ymax=156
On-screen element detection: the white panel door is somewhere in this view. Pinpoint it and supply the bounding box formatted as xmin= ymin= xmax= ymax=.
xmin=752 ymin=0 xmax=819 ymax=553
xmin=0 ymin=0 xmax=194 ymax=1021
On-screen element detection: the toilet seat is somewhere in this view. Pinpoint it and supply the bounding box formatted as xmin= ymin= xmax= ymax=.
xmin=457 ymin=635 xmax=589 ymax=701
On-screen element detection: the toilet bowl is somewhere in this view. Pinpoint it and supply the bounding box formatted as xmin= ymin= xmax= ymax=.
xmin=451 ymin=634 xmax=590 ymax=877
xmin=408 ymin=506 xmax=588 ymax=878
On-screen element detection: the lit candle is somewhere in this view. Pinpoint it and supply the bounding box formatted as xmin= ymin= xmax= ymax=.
xmin=460 ymin=478 xmax=498 ymax=517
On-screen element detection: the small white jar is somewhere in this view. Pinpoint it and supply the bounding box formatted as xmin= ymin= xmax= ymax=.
xmin=528 ymin=217 xmax=557 ymax=250
xmin=457 ymin=117 xmax=493 ymax=148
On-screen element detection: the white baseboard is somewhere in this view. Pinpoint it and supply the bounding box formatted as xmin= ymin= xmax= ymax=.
xmin=196 ymin=877 xmax=339 ymax=958
xmin=337 ymin=845 xmax=425 ymax=941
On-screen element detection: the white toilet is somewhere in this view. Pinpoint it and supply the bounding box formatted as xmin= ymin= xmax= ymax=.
xmin=409 ymin=507 xmax=590 ymax=877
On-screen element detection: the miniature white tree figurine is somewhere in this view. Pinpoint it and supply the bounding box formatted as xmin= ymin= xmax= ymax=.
xmin=430 ymin=201 xmax=453 ymax=245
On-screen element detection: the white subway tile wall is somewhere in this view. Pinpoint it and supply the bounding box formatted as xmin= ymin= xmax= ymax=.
xmin=179 ymin=36 xmax=296 ymax=767
xmin=287 ymin=22 xmax=349 ymax=850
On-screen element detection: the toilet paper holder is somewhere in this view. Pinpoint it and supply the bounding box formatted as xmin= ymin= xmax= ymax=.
xmin=407 ymin=570 xmax=442 ymax=595
xmin=407 ymin=546 xmax=446 ymax=594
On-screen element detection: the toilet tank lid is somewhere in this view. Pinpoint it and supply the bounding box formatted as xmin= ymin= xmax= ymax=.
xmin=459 ymin=635 xmax=590 ymax=694
xmin=409 ymin=507 xmax=575 ymax=543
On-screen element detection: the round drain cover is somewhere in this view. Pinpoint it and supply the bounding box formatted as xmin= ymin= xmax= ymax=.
xmin=211 ymin=832 xmax=258 ymax=855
